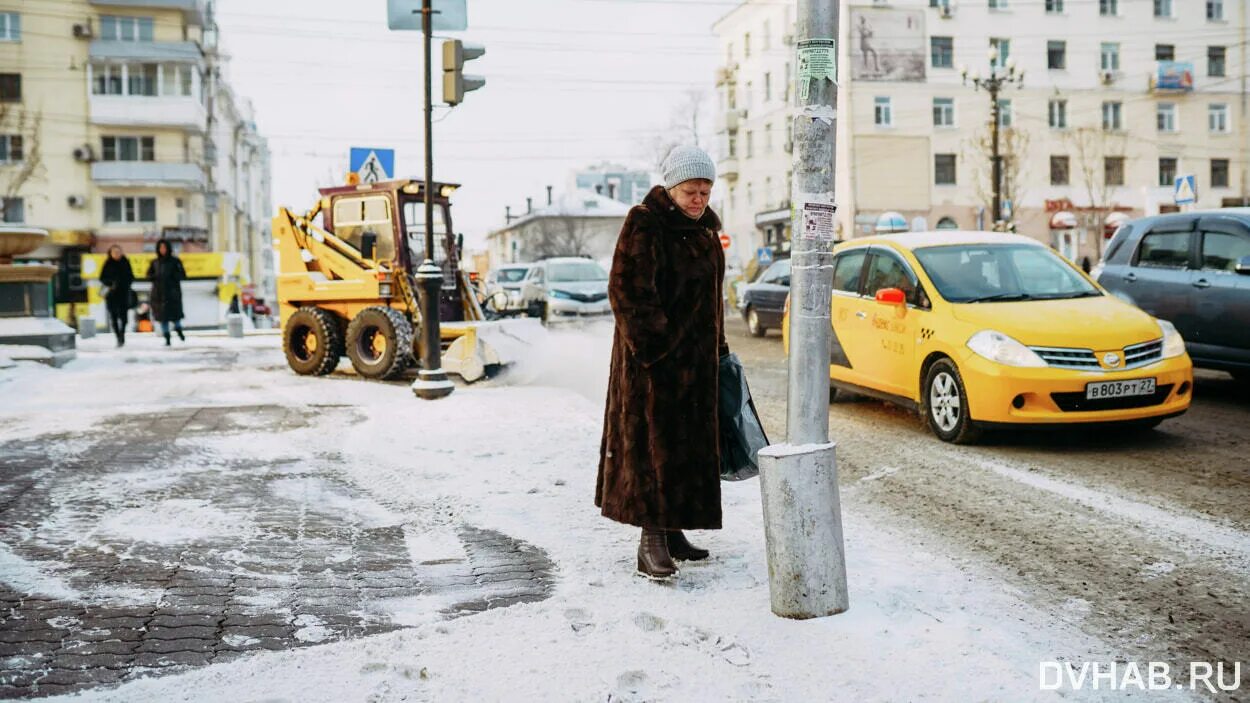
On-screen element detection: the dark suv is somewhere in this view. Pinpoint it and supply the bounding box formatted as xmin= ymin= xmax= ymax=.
xmin=1095 ymin=209 xmax=1250 ymax=380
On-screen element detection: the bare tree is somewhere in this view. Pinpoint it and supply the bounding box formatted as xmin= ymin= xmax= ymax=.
xmin=1065 ymin=126 xmax=1128 ymax=256
xmin=0 ymin=104 xmax=45 ymax=222
xmin=963 ymin=125 xmax=1030 ymax=230
xmin=640 ymin=87 xmax=710 ymax=173
xmin=521 ymin=214 xmax=598 ymax=261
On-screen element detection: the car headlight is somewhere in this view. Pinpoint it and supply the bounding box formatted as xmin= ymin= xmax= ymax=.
xmin=966 ymin=330 xmax=1048 ymax=367
xmin=549 ymin=289 xmax=572 ymax=300
xmin=1157 ymin=319 xmax=1186 ymax=358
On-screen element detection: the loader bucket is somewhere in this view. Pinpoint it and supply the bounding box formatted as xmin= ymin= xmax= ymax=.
xmin=440 ymin=318 xmax=547 ymax=383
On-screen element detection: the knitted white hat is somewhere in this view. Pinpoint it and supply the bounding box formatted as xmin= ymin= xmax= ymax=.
xmin=661 ymin=146 xmax=716 ymax=188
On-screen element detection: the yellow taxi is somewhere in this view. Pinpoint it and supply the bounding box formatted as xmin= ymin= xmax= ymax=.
xmin=782 ymin=231 xmax=1193 ymax=443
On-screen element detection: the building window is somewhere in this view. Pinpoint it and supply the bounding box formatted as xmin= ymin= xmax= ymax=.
xmin=1207 ymin=0 xmax=1223 ymax=20
xmin=103 ymin=196 xmax=157 ymax=224
xmin=1211 ymin=159 xmax=1230 ymax=188
xmin=744 ymin=81 xmax=752 ymax=110
xmin=1050 ymin=156 xmax=1070 ymax=185
xmin=1158 ymin=158 xmax=1177 ymax=187
xmin=99 ymin=15 xmax=155 ymax=42
xmin=746 ymin=182 xmax=753 ymax=205
xmin=762 ymin=21 xmax=770 ymax=50
xmin=1209 ymin=104 xmax=1229 ymax=133
xmin=990 ymin=38 xmax=1010 ymax=70
xmin=763 ymin=72 xmax=771 ymax=102
xmin=1096 ymin=156 xmax=1123 ymax=187
xmin=764 ymin=176 xmax=773 ymax=206
xmin=935 ymin=154 xmax=957 ymax=185
xmin=1100 ymin=43 xmax=1120 ymax=71
xmin=933 ymin=98 xmax=955 ymax=127
xmin=1105 ymin=157 xmax=1125 ymax=186
xmin=1045 ymin=0 xmax=1063 ymax=12
xmin=988 ymin=0 xmax=1007 ymax=9
xmin=874 ymin=97 xmax=892 ymax=127
xmin=746 ymin=131 xmax=754 ymax=158
xmin=997 ymin=99 xmax=1012 ymax=127
xmin=1100 ymin=0 xmax=1117 ymax=15
xmin=727 ymin=133 xmax=737 ymax=158
xmin=765 ymin=123 xmax=773 ymax=153
xmin=1153 ymin=0 xmax=1172 ymax=18
xmin=0 ymin=134 xmax=22 ymax=163
xmin=127 ymin=63 xmax=158 ymax=97
xmin=1 ymin=197 xmax=23 ymax=223
xmin=0 ymin=12 xmax=20 ymax=42
xmin=744 ymin=32 xmax=751 ymax=58
xmin=1155 ymin=44 xmax=1174 ymax=61
xmin=931 ymin=37 xmax=953 ymax=69
xmin=0 ymin=74 xmax=20 ymax=102
xmin=101 ymin=136 xmax=155 ymax=162
xmin=1208 ymin=46 xmax=1226 ymax=77
xmin=1047 ymin=41 xmax=1066 ymax=70
xmin=1102 ymin=101 xmax=1123 ymax=130
xmin=783 ymin=62 xmax=791 ymax=102
xmin=1048 ymin=99 xmax=1068 ymax=129
xmin=93 ymin=63 xmax=189 ymax=97
xmin=1156 ymin=103 xmax=1177 ymax=132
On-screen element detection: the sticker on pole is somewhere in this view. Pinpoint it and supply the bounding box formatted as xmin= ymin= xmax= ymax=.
xmin=801 ymin=202 xmax=836 ymax=241
xmin=796 ymin=38 xmax=837 ymax=101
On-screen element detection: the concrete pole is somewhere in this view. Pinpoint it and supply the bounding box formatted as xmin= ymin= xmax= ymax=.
xmin=758 ymin=0 xmax=848 ymax=620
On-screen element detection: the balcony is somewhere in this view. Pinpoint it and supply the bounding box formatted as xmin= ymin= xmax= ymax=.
xmin=91 ymin=161 xmax=205 ymax=190
xmin=90 ymin=95 xmax=206 ymax=131
xmin=90 ymin=39 xmax=203 ymax=63
xmin=89 ymin=0 xmax=205 ymax=24
xmin=720 ymin=156 xmax=740 ymax=182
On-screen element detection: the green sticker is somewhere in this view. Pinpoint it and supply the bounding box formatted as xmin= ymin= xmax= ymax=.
xmin=797 ymin=38 xmax=837 ymax=100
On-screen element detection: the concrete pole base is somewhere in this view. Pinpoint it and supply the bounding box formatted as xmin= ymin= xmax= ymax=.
xmin=758 ymin=442 xmax=849 ymax=619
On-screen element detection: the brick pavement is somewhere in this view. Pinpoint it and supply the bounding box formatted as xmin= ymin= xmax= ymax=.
xmin=0 ymin=406 xmax=555 ymax=699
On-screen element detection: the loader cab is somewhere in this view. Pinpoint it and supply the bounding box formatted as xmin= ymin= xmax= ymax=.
xmin=319 ymin=179 xmax=467 ymax=321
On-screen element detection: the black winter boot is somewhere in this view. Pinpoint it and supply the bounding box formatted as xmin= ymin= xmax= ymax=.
xmin=637 ymin=528 xmax=678 ymax=580
xmin=164 ymin=333 xmax=171 ymax=346
xmin=667 ymin=530 xmax=710 ymax=561
xmin=176 ymin=328 xmax=185 ymax=342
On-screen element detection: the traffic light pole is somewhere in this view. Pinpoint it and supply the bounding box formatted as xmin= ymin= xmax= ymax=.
xmin=411 ymin=0 xmax=453 ymax=400
xmin=756 ymin=0 xmax=848 ymax=619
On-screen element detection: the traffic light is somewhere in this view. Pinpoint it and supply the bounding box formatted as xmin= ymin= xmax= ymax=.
xmin=442 ymin=39 xmax=485 ymax=106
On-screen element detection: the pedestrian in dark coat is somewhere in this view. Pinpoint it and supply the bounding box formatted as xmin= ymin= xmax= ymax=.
xmin=596 ymin=146 xmax=728 ymax=580
xmin=147 ymin=239 xmax=186 ymax=345
xmin=99 ymin=245 xmax=134 ymax=347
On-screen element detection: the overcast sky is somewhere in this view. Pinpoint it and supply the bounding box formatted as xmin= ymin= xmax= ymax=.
xmin=215 ymin=0 xmax=733 ymax=248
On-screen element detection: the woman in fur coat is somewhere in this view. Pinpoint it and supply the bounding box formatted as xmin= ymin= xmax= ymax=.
xmin=596 ymin=146 xmax=729 ymax=580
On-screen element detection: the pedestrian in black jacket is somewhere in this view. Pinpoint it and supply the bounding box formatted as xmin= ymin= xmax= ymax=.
xmin=99 ymin=245 xmax=134 ymax=347
xmin=147 ymin=239 xmax=187 ymax=346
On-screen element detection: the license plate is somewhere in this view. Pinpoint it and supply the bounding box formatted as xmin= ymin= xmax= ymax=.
xmin=1085 ymin=378 xmax=1156 ymax=400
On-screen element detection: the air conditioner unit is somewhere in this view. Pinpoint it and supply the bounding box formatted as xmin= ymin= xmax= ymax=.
xmin=67 ymin=195 xmax=87 ymax=209
xmin=72 ymin=23 xmax=93 ymax=38
xmin=1100 ymin=70 xmax=1116 ymax=85
xmin=71 ymin=144 xmax=95 ymax=162
xmin=939 ymin=4 xmax=954 ymax=18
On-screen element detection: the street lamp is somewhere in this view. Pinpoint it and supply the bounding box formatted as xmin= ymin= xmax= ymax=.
xmin=963 ymin=46 xmax=1024 ymax=230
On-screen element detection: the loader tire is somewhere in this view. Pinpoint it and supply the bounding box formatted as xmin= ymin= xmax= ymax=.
xmin=346 ymin=306 xmax=412 ymax=380
xmin=284 ymin=306 xmax=343 ymax=376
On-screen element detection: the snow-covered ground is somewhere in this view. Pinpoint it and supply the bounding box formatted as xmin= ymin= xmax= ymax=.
xmin=0 ymin=330 xmax=1180 ymax=702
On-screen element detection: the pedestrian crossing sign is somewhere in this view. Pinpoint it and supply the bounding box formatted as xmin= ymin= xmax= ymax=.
xmin=1173 ymin=174 xmax=1197 ymax=205
xmin=349 ymin=147 xmax=395 ymax=184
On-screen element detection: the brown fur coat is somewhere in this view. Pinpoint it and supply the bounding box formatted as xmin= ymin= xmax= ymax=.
xmin=596 ymin=186 xmax=728 ymax=530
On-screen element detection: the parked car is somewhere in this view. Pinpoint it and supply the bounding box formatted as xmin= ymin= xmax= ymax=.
xmin=739 ymin=258 xmax=790 ymax=337
xmin=782 ymin=231 xmax=1193 ymax=443
xmin=519 ymin=257 xmax=612 ymax=322
xmin=1094 ymin=209 xmax=1250 ymax=381
xmin=484 ymin=264 xmax=533 ymax=313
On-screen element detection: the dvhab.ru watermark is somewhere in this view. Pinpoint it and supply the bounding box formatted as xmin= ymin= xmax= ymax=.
xmin=1040 ymin=662 xmax=1243 ymax=692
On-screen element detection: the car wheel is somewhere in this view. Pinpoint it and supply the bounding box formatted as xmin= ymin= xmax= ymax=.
xmin=923 ymin=358 xmax=982 ymax=444
xmin=747 ymin=307 xmax=766 ymax=337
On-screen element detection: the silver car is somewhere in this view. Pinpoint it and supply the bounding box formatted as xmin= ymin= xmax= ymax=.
xmin=485 ymin=264 xmax=532 ymax=312
xmin=520 ymin=257 xmax=612 ymax=322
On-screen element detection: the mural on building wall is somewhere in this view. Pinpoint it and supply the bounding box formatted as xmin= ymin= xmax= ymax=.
xmin=850 ymin=8 xmax=926 ymax=82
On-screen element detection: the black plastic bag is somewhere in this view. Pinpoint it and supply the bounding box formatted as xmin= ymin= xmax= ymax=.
xmin=718 ymin=352 xmax=769 ymax=481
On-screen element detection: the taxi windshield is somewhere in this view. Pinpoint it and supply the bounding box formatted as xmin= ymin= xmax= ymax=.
xmin=913 ymin=244 xmax=1100 ymax=303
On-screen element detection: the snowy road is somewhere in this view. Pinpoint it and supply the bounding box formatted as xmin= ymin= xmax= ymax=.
xmin=729 ymin=319 xmax=1250 ymax=690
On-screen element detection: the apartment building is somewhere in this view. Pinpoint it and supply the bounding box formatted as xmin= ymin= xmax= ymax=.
xmin=0 ymin=0 xmax=272 ymax=325
xmin=714 ymin=0 xmax=1249 ymax=268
